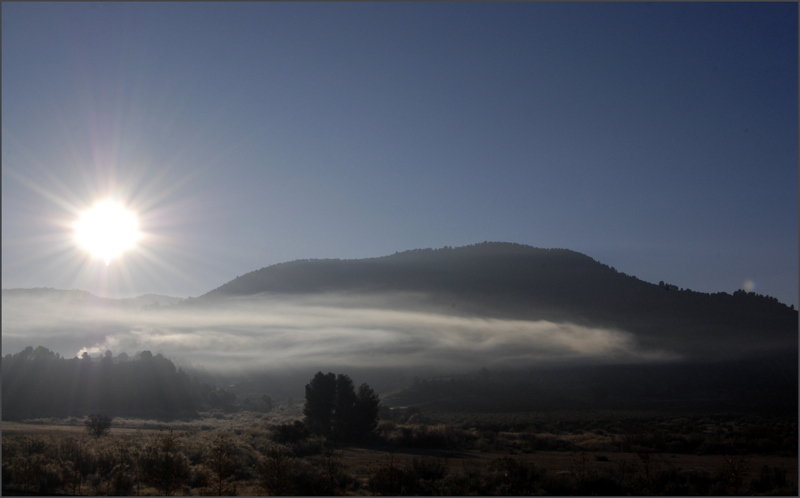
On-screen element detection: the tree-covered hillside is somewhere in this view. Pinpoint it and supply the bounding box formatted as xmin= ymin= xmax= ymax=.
xmin=2 ymin=346 xmax=235 ymax=420
xmin=201 ymin=242 xmax=797 ymax=359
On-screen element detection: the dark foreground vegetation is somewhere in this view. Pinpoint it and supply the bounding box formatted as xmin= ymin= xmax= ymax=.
xmin=5 ymin=346 xmax=797 ymax=423
xmin=2 ymin=409 xmax=797 ymax=496
xmin=3 ymin=347 xmax=797 ymax=495
xmin=385 ymin=355 xmax=798 ymax=414
xmin=3 ymin=366 xmax=798 ymax=497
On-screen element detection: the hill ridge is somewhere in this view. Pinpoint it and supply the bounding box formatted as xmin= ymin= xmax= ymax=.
xmin=204 ymin=242 xmax=621 ymax=297
xmin=196 ymin=242 xmax=796 ymax=360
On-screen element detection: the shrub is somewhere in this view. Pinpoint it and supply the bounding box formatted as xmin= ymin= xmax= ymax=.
xmin=486 ymin=457 xmax=542 ymax=495
xmin=750 ymin=465 xmax=789 ymax=494
xmin=137 ymin=432 xmax=190 ymax=496
xmin=56 ymin=437 xmax=94 ymax=494
xmin=271 ymin=420 xmax=310 ymax=444
xmin=368 ymin=461 xmax=408 ymax=495
xmin=99 ymin=463 xmax=136 ymax=496
xmin=85 ymin=414 xmax=113 ymax=437
xmin=258 ymin=444 xmax=290 ymax=494
xmin=387 ymin=424 xmax=474 ymax=450
xmin=367 ymin=458 xmax=449 ymax=495
xmin=206 ymin=434 xmax=238 ymax=496
xmin=289 ymin=435 xmax=327 ymax=457
xmin=6 ymin=454 xmax=64 ymax=494
xmin=292 ymin=452 xmax=354 ymax=495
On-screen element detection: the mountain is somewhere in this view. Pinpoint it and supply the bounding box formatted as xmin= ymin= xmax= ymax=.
xmin=2 ymin=243 xmax=796 ymax=416
xmin=201 ymin=242 xmax=797 ymax=360
xmin=2 ymin=287 xmax=109 ymax=305
xmin=1 ymin=288 xmax=184 ymax=308
xmin=204 ymin=243 xmax=613 ymax=299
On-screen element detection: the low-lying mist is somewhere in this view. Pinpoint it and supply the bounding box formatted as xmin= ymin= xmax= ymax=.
xmin=2 ymin=292 xmax=678 ymax=373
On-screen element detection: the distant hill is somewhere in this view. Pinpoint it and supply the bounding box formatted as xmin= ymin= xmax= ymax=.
xmin=2 ymin=243 xmax=796 ymax=417
xmin=202 ymin=242 xmax=797 ymax=360
xmin=204 ymin=243 xmax=610 ymax=298
xmin=1 ymin=288 xmax=184 ymax=308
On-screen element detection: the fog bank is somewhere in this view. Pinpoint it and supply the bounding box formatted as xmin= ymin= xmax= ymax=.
xmin=2 ymin=292 xmax=678 ymax=372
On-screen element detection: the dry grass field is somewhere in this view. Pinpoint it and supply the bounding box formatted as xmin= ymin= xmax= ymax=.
xmin=2 ymin=409 xmax=797 ymax=496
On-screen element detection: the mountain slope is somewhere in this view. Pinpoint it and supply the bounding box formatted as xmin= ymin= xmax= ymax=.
xmin=202 ymin=242 xmax=797 ymax=359
xmin=205 ymin=243 xmax=621 ymax=298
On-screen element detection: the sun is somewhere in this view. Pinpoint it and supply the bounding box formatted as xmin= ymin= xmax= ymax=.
xmin=73 ymin=199 xmax=142 ymax=265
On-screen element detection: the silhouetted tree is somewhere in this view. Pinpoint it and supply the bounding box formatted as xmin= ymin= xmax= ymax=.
xmin=271 ymin=420 xmax=309 ymax=443
xmin=333 ymin=374 xmax=357 ymax=441
xmin=84 ymin=414 xmax=112 ymax=437
xmin=354 ymin=383 xmax=380 ymax=439
xmin=304 ymin=372 xmax=336 ymax=437
xmin=303 ymin=371 xmax=380 ymax=441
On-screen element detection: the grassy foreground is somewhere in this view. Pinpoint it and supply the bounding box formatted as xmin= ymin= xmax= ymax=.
xmin=2 ymin=409 xmax=797 ymax=495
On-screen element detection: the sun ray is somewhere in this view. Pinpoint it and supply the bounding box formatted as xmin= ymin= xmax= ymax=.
xmin=3 ymin=166 xmax=83 ymax=215
xmin=131 ymin=245 xmax=201 ymax=294
xmin=4 ymin=116 xmax=208 ymax=297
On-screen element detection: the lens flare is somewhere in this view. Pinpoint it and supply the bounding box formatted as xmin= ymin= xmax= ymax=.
xmin=73 ymin=199 xmax=141 ymax=265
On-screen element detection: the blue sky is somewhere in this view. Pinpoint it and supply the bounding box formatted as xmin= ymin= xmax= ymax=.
xmin=2 ymin=2 xmax=797 ymax=306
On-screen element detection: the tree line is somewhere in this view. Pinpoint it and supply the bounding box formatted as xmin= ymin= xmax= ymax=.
xmin=2 ymin=346 xmax=235 ymax=420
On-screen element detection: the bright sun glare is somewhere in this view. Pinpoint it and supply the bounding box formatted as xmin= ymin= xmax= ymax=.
xmin=73 ymin=200 xmax=141 ymax=265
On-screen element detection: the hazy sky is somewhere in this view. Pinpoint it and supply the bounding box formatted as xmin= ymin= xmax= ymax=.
xmin=2 ymin=2 xmax=797 ymax=306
